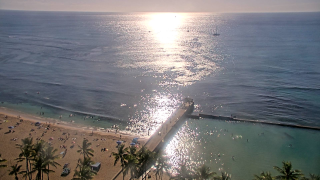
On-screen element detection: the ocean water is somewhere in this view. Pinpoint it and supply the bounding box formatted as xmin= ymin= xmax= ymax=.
xmin=0 ymin=11 xmax=320 ymax=179
xmin=166 ymin=119 xmax=320 ymax=179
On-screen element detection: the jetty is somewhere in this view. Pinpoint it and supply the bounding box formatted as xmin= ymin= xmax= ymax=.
xmin=144 ymin=98 xmax=194 ymax=152
xmin=187 ymin=114 xmax=320 ymax=130
xmin=112 ymin=98 xmax=194 ymax=180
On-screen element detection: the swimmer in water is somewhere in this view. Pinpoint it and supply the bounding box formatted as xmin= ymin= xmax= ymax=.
xmin=232 ymin=156 xmax=235 ymax=161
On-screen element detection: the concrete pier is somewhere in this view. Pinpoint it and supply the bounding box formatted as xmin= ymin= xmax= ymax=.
xmin=145 ymin=98 xmax=194 ymax=152
xmin=112 ymin=98 xmax=194 ymax=180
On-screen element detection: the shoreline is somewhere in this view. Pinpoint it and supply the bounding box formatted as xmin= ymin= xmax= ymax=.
xmin=0 ymin=106 xmax=149 ymax=141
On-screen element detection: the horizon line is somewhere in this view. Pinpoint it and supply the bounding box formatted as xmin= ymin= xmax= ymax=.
xmin=1 ymin=8 xmax=320 ymax=14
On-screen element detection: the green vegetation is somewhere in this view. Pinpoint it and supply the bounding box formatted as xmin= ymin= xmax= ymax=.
xmin=273 ymin=161 xmax=303 ymax=180
xmin=73 ymin=139 xmax=97 ymax=180
xmin=194 ymin=164 xmax=216 ymax=180
xmin=154 ymin=152 xmax=169 ymax=180
xmin=214 ymin=172 xmax=231 ymax=180
xmin=112 ymin=144 xmax=319 ymax=180
xmin=136 ymin=146 xmax=155 ymax=180
xmin=124 ymin=146 xmax=139 ymax=179
xmin=72 ymin=157 xmax=97 ymax=180
xmin=112 ymin=144 xmax=129 ymax=180
xmin=253 ymin=172 xmax=273 ymax=180
xmin=0 ymin=154 xmax=7 ymax=168
xmin=2 ymin=138 xmax=318 ymax=180
xmin=301 ymin=174 xmax=320 ymax=180
xmin=77 ymin=139 xmax=94 ymax=160
xmin=2 ymin=137 xmax=99 ymax=180
xmin=112 ymin=144 xmax=156 ymax=180
xmin=8 ymin=164 xmax=22 ymax=180
xmin=13 ymin=137 xmax=60 ymax=180
xmin=44 ymin=146 xmax=60 ymax=180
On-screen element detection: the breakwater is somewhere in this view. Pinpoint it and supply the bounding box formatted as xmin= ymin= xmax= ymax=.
xmin=187 ymin=114 xmax=320 ymax=130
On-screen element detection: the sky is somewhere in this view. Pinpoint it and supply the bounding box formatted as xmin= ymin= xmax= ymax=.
xmin=0 ymin=0 xmax=320 ymax=12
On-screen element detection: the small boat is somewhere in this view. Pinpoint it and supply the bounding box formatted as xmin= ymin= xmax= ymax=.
xmin=213 ymin=27 xmax=220 ymax=36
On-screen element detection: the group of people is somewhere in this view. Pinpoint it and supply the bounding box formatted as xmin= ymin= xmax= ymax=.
xmin=101 ymin=147 xmax=108 ymax=152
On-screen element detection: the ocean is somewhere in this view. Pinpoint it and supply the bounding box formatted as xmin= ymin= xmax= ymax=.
xmin=0 ymin=10 xmax=319 ymax=179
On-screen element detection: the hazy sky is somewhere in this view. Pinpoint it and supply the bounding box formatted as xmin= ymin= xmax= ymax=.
xmin=0 ymin=0 xmax=320 ymax=12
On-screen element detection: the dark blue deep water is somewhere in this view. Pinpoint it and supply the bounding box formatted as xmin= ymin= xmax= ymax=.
xmin=1 ymin=11 xmax=319 ymax=126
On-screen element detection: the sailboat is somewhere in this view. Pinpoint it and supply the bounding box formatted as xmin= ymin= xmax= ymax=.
xmin=213 ymin=27 xmax=220 ymax=36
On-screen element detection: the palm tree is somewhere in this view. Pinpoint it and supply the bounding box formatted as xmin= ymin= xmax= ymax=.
xmin=0 ymin=154 xmax=7 ymax=168
xmin=254 ymin=172 xmax=273 ymax=180
xmin=273 ymin=161 xmax=303 ymax=180
xmin=72 ymin=158 xmax=97 ymax=180
xmin=194 ymin=164 xmax=216 ymax=180
xmin=154 ymin=152 xmax=169 ymax=180
xmin=29 ymin=140 xmax=49 ymax=180
xmin=32 ymin=140 xmax=46 ymax=157
xmin=173 ymin=163 xmax=194 ymax=180
xmin=127 ymin=145 xmax=137 ymax=158
xmin=124 ymin=146 xmax=138 ymax=179
xmin=214 ymin=172 xmax=231 ymax=180
xmin=124 ymin=153 xmax=138 ymax=180
xmin=77 ymin=157 xmax=94 ymax=168
xmin=29 ymin=155 xmax=52 ymax=180
xmin=16 ymin=137 xmax=34 ymax=180
xmin=77 ymin=139 xmax=94 ymax=160
xmin=43 ymin=146 xmax=60 ymax=180
xmin=112 ymin=144 xmax=128 ymax=180
xmin=301 ymin=174 xmax=320 ymax=180
xmin=9 ymin=164 xmax=23 ymax=180
xmin=136 ymin=146 xmax=155 ymax=180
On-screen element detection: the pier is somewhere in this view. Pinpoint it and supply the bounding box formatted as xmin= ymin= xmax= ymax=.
xmin=144 ymin=98 xmax=194 ymax=152
xmin=112 ymin=98 xmax=194 ymax=180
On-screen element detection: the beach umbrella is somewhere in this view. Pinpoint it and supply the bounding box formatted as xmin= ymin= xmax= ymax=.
xmin=132 ymin=137 xmax=138 ymax=143
xmin=130 ymin=143 xmax=136 ymax=146
xmin=116 ymin=140 xmax=122 ymax=145
xmin=8 ymin=126 xmax=14 ymax=129
xmin=49 ymin=137 xmax=54 ymax=140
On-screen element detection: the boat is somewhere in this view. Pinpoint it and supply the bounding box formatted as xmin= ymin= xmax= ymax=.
xmin=213 ymin=27 xmax=220 ymax=36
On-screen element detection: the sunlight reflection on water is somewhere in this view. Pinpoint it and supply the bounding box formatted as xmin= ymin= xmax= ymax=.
xmin=125 ymin=92 xmax=181 ymax=137
xmin=165 ymin=122 xmax=201 ymax=175
xmin=116 ymin=13 xmax=221 ymax=86
xmin=164 ymin=119 xmax=320 ymax=179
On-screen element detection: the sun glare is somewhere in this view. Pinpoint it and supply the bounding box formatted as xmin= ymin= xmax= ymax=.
xmin=148 ymin=13 xmax=184 ymax=46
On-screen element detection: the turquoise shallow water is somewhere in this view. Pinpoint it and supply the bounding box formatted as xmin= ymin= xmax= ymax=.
xmin=165 ymin=118 xmax=320 ymax=179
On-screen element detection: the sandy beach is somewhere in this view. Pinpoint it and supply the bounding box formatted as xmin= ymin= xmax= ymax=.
xmin=0 ymin=110 xmax=149 ymax=180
